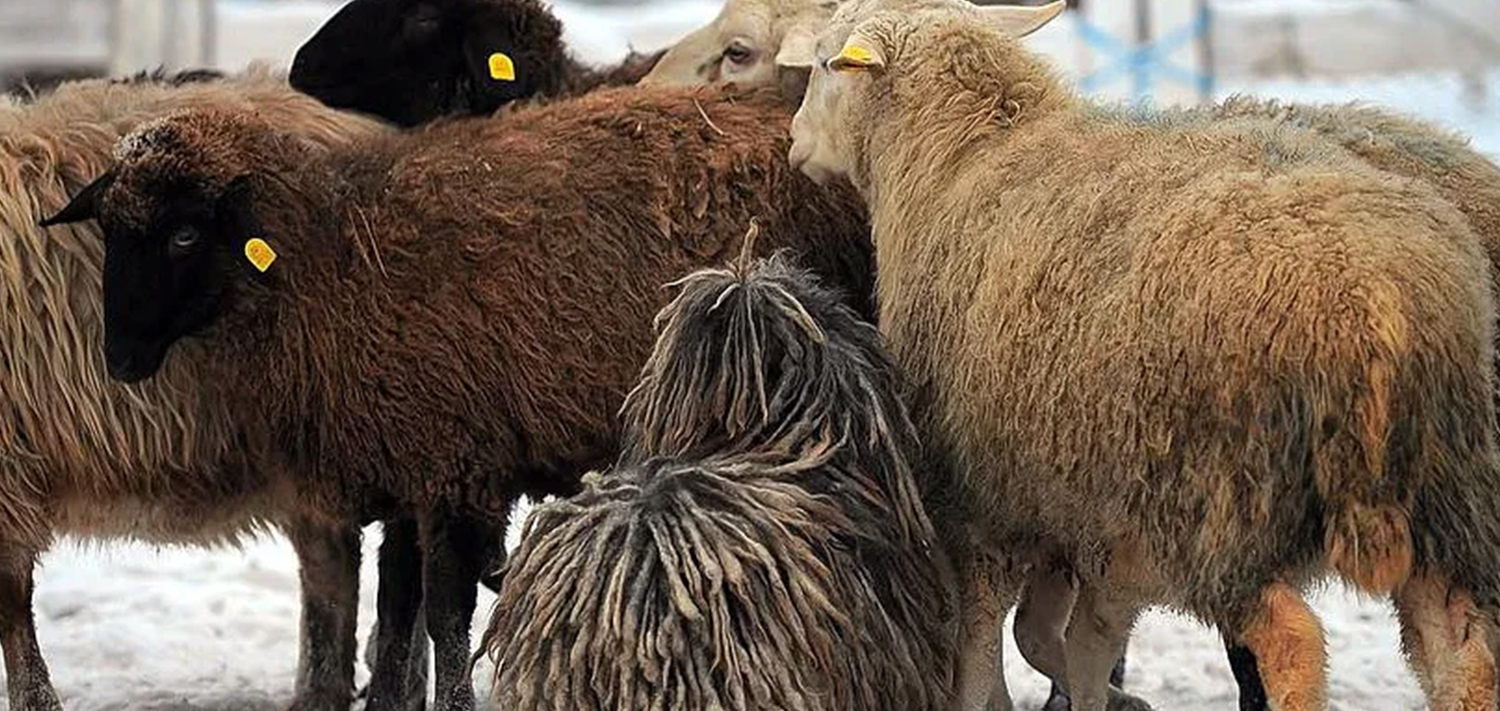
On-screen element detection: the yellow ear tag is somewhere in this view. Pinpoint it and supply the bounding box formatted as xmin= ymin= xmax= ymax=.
xmin=244 ymin=238 xmax=277 ymax=273
xmin=834 ymin=44 xmax=875 ymax=70
xmin=488 ymin=52 xmax=516 ymax=82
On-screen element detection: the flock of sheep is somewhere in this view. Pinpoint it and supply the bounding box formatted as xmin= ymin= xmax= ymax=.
xmin=3 ymin=0 xmax=1500 ymax=709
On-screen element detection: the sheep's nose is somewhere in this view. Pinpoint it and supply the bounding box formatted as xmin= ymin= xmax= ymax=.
xmin=788 ymin=141 xmax=812 ymax=171
xmin=105 ymin=339 xmax=165 ymax=384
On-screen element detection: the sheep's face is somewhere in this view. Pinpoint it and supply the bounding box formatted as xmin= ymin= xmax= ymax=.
xmin=787 ymin=11 xmax=885 ymax=187
xmin=789 ymin=0 xmax=1066 ymax=185
xmin=101 ymin=181 xmax=248 ymax=383
xmin=290 ymin=0 xmax=565 ymax=126
xmin=43 ymin=116 xmax=260 ymax=383
xmin=641 ymin=0 xmax=836 ymax=98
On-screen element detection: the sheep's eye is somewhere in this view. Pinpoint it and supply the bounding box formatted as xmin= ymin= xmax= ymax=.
xmin=170 ymin=227 xmax=198 ymax=252
xmin=722 ymin=41 xmax=755 ymax=67
xmin=402 ymin=4 xmax=442 ymax=42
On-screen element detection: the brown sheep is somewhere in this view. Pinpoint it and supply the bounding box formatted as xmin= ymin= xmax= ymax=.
xmin=787 ymin=1 xmax=1500 ymax=709
xmin=45 ymin=84 xmax=873 ymax=711
xmin=485 ymin=250 xmax=956 ymax=710
xmin=289 ymin=0 xmax=664 ymax=126
xmin=2 ymin=66 xmax=388 ymax=711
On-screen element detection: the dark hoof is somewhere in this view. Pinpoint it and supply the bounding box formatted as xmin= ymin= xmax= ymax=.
xmin=284 ymin=690 xmax=353 ymax=711
xmin=1042 ymin=684 xmax=1072 ymax=711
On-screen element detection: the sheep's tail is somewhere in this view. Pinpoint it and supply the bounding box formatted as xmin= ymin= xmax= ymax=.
xmin=1321 ymin=342 xmax=1415 ymax=595
xmin=1320 ymin=256 xmax=1500 ymax=616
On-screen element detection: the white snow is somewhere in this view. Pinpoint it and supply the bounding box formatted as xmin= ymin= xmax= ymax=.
xmin=4 ymin=6 xmax=1499 ymax=711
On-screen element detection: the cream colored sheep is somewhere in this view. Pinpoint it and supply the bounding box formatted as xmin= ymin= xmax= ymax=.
xmin=787 ymin=2 xmax=1500 ymax=710
xmin=642 ymin=0 xmax=1053 ymax=100
xmin=657 ymin=3 xmax=1500 ymax=705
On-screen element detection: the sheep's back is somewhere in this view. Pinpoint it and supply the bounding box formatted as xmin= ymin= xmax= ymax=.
xmin=265 ymin=86 xmax=874 ymax=518
xmin=878 ymin=112 xmax=1500 ymax=619
xmin=1215 ymin=97 xmax=1500 ymax=307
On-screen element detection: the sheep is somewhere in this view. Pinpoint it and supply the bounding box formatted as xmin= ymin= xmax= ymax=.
xmin=44 ymin=83 xmax=875 ymax=711
xmin=640 ymin=0 xmax=1043 ymax=93
xmin=638 ymin=0 xmax=837 ymax=99
xmin=660 ymin=1 xmax=1500 ymax=702
xmin=1 ymin=65 xmax=389 ymax=711
xmin=649 ymin=3 xmax=1139 ymax=708
xmin=289 ymin=0 xmax=665 ymax=126
xmin=484 ymin=247 xmax=956 ymax=710
xmin=786 ymin=1 xmax=1500 ymax=710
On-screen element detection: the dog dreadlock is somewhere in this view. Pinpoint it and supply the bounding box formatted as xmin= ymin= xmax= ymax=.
xmin=484 ymin=247 xmax=957 ymax=710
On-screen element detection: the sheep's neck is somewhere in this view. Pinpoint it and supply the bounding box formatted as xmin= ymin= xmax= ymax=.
xmin=215 ymin=162 xmax=346 ymax=377
xmin=865 ymin=45 xmax=1072 ymax=212
xmin=858 ymin=43 xmax=1074 ymax=416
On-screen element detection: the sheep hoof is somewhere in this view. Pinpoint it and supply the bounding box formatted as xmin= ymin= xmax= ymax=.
xmin=1041 ymin=685 xmax=1071 ymax=711
xmin=1040 ymin=684 xmax=1153 ymax=711
xmin=283 ymin=690 xmax=351 ymax=711
xmin=1106 ymin=689 xmax=1155 ymax=711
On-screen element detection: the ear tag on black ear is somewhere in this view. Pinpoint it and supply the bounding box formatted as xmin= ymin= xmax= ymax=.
xmin=245 ymin=238 xmax=278 ymax=272
xmin=488 ymin=52 xmax=516 ymax=82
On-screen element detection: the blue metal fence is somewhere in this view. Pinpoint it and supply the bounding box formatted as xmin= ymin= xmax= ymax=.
xmin=1076 ymin=1 xmax=1214 ymax=103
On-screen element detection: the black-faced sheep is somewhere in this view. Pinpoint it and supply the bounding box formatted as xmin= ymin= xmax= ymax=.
xmin=289 ymin=0 xmax=664 ymax=126
xmin=2 ymin=66 xmax=387 ymax=711
xmin=788 ymin=1 xmax=1500 ymax=709
xmin=485 ymin=249 xmax=956 ymax=710
xmin=45 ymin=84 xmax=874 ymax=711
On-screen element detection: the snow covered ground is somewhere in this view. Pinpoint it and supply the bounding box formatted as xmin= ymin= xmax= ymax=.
xmin=8 ymin=522 xmax=1430 ymax=711
xmin=3 ymin=9 xmax=1499 ymax=711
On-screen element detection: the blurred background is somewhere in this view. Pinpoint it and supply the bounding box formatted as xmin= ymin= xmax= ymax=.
xmin=2 ymin=0 xmax=1497 ymax=155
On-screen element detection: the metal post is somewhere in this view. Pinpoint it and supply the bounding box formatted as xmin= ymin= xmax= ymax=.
xmin=1133 ymin=0 xmax=1151 ymax=102
xmin=200 ymin=0 xmax=217 ymax=68
xmin=107 ymin=0 xmax=123 ymax=74
xmin=1197 ymin=0 xmax=1214 ymax=103
xmin=161 ymin=0 xmax=178 ymax=70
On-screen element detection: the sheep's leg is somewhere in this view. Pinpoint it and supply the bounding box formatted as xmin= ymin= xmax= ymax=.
xmin=1392 ymin=570 xmax=1497 ymax=711
xmin=1234 ymin=582 xmax=1327 ymax=711
xmin=1042 ymin=649 xmax=1128 ymax=711
xmin=1061 ymin=580 xmax=1150 ymax=711
xmin=1015 ymin=563 xmax=1077 ymax=686
xmin=285 ymin=517 xmax=361 ymax=711
xmin=954 ymin=552 xmax=1018 ymax=711
xmin=366 ymin=515 xmax=429 ymax=711
xmin=1224 ymin=638 xmax=1269 ymax=711
xmin=1016 ymin=565 xmax=1147 ymax=711
xmin=421 ymin=513 xmax=494 ymax=711
xmin=0 ymin=543 xmax=61 ymax=711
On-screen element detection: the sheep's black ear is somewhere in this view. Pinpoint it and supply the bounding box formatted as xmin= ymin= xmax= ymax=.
xmin=215 ymin=175 xmax=257 ymax=234
xmin=39 ymin=170 xmax=115 ymax=227
xmin=400 ymin=1 xmax=444 ymax=46
xmin=460 ymin=26 xmax=525 ymax=116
